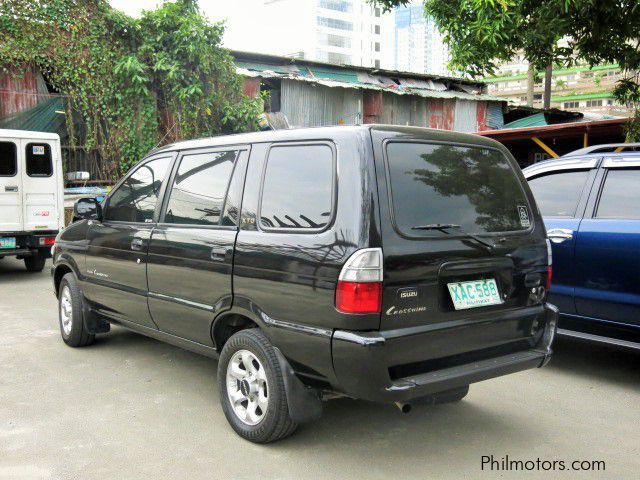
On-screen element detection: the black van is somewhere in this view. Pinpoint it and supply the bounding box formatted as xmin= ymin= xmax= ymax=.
xmin=52 ymin=125 xmax=558 ymax=443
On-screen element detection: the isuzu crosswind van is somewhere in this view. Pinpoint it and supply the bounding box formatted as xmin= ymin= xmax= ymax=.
xmin=1 ymin=129 xmax=64 ymax=271
xmin=52 ymin=125 xmax=558 ymax=443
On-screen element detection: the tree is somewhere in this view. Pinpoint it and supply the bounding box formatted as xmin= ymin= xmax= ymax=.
xmin=371 ymin=0 xmax=640 ymax=140
xmin=0 ymin=0 xmax=263 ymax=177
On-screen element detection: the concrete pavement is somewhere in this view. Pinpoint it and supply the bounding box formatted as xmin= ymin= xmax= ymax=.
xmin=1 ymin=257 xmax=639 ymax=479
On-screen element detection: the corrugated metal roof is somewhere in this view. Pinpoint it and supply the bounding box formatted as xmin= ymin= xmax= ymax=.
xmin=0 ymin=97 xmax=67 ymax=136
xmin=503 ymin=113 xmax=548 ymax=129
xmin=234 ymin=52 xmax=506 ymax=103
xmin=237 ymin=66 xmax=506 ymax=102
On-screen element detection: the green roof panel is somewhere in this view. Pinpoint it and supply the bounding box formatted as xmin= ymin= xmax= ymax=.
xmin=503 ymin=113 xmax=548 ymax=129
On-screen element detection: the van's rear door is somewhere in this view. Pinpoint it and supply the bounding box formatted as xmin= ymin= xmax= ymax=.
xmin=19 ymin=139 xmax=61 ymax=232
xmin=371 ymin=129 xmax=548 ymax=364
xmin=0 ymin=138 xmax=23 ymax=232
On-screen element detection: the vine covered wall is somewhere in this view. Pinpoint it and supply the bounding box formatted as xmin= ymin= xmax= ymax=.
xmin=0 ymin=0 xmax=263 ymax=177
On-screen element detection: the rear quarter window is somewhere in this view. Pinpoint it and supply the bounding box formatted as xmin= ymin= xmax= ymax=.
xmin=259 ymin=143 xmax=334 ymax=231
xmin=385 ymin=142 xmax=531 ymax=236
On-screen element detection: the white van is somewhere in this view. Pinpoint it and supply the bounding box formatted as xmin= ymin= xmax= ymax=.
xmin=0 ymin=129 xmax=65 ymax=271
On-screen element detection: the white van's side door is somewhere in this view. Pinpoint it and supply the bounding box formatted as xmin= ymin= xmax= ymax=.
xmin=0 ymin=139 xmax=23 ymax=232
xmin=20 ymin=139 xmax=61 ymax=232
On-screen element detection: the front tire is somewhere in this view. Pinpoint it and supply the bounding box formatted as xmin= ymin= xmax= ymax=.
xmin=24 ymin=252 xmax=46 ymax=272
xmin=58 ymin=273 xmax=95 ymax=347
xmin=218 ymin=329 xmax=297 ymax=443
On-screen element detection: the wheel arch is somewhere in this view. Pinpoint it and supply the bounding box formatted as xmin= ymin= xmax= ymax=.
xmin=212 ymin=310 xmax=260 ymax=351
xmin=53 ymin=261 xmax=76 ymax=296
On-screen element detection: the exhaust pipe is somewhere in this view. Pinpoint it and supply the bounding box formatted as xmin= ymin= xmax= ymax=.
xmin=395 ymin=402 xmax=412 ymax=414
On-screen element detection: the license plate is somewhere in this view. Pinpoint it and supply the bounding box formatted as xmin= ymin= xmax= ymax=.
xmin=0 ymin=237 xmax=16 ymax=249
xmin=447 ymin=278 xmax=502 ymax=310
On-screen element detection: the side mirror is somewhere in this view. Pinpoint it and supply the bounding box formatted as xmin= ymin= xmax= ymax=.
xmin=73 ymin=197 xmax=103 ymax=222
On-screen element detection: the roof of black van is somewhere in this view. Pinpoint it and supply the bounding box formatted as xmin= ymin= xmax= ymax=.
xmin=151 ymin=124 xmax=502 ymax=155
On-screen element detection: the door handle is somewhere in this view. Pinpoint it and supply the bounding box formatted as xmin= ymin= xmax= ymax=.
xmin=210 ymin=246 xmax=227 ymax=262
xmin=4 ymin=186 xmax=18 ymax=192
xmin=547 ymin=228 xmax=573 ymax=244
xmin=131 ymin=238 xmax=144 ymax=251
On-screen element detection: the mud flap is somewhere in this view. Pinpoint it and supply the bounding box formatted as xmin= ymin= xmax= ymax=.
xmin=82 ymin=297 xmax=110 ymax=334
xmin=273 ymin=347 xmax=322 ymax=423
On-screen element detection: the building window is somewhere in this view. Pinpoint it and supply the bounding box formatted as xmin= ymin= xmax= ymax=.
xmin=374 ymin=24 xmax=380 ymax=35
xmin=374 ymin=59 xmax=380 ymax=68
xmin=533 ymin=93 xmax=542 ymax=100
xmin=318 ymin=33 xmax=351 ymax=48
xmin=319 ymin=0 xmax=352 ymax=12
xmin=586 ymin=99 xmax=603 ymax=107
xmin=317 ymin=16 xmax=353 ymax=31
xmin=374 ymin=42 xmax=380 ymax=52
xmin=374 ymin=7 xmax=381 ymax=17
xmin=564 ymin=101 xmax=580 ymax=109
xmin=316 ymin=49 xmax=351 ymax=64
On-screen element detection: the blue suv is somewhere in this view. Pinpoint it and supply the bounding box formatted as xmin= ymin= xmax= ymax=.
xmin=523 ymin=143 xmax=640 ymax=350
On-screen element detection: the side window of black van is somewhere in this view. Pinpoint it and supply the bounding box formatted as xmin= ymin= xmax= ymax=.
xmin=0 ymin=141 xmax=17 ymax=176
xmin=164 ymin=150 xmax=238 ymax=226
xmin=105 ymin=157 xmax=172 ymax=223
xmin=260 ymin=144 xmax=334 ymax=230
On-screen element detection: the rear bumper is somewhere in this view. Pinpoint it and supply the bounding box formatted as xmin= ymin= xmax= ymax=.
xmin=331 ymin=303 xmax=558 ymax=403
xmin=0 ymin=232 xmax=57 ymax=258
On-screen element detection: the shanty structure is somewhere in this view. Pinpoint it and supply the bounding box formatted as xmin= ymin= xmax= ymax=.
xmin=477 ymin=118 xmax=628 ymax=167
xmin=232 ymin=50 xmax=506 ymax=133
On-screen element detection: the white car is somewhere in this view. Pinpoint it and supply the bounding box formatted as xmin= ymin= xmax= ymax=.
xmin=0 ymin=129 xmax=64 ymax=271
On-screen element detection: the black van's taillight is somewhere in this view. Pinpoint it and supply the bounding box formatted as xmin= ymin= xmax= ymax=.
xmin=335 ymin=248 xmax=383 ymax=314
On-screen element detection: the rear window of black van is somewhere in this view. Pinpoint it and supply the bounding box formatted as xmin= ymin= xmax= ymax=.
xmin=385 ymin=142 xmax=531 ymax=236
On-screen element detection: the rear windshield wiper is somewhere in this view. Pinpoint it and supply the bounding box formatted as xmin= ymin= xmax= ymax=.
xmin=411 ymin=223 xmax=495 ymax=251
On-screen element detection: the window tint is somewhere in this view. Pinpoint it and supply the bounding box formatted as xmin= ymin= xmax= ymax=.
xmin=105 ymin=157 xmax=171 ymax=223
xmin=596 ymin=169 xmax=640 ymax=219
xmin=386 ymin=143 xmax=531 ymax=235
xmin=528 ymin=170 xmax=590 ymax=217
xmin=260 ymin=144 xmax=333 ymax=230
xmin=0 ymin=142 xmax=17 ymax=176
xmin=26 ymin=143 xmax=52 ymax=176
xmin=164 ymin=151 xmax=237 ymax=226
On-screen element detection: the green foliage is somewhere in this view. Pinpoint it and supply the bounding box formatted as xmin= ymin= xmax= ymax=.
xmin=0 ymin=0 xmax=262 ymax=178
xmin=370 ymin=0 xmax=640 ymax=137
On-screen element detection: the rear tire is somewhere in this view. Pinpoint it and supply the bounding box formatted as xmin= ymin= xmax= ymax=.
xmin=24 ymin=253 xmax=46 ymax=272
xmin=218 ymin=329 xmax=297 ymax=443
xmin=58 ymin=273 xmax=95 ymax=347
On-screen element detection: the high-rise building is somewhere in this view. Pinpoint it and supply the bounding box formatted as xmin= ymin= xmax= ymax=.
xmin=393 ymin=3 xmax=451 ymax=76
xmin=262 ymin=0 xmax=390 ymax=68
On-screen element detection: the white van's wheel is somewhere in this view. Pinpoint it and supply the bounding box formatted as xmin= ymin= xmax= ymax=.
xmin=58 ymin=273 xmax=95 ymax=347
xmin=24 ymin=252 xmax=46 ymax=272
xmin=218 ymin=329 xmax=297 ymax=443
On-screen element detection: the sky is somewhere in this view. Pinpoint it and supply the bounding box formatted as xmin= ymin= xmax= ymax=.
xmin=108 ymin=0 xmax=282 ymax=54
